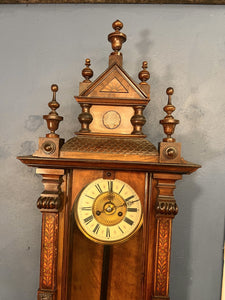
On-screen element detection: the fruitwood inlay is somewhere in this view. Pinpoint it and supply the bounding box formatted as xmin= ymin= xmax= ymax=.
xmin=41 ymin=213 xmax=58 ymax=290
xmin=155 ymin=218 xmax=171 ymax=296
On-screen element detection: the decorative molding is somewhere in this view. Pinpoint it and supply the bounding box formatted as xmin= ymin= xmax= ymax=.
xmin=36 ymin=169 xmax=64 ymax=299
xmin=38 ymin=292 xmax=54 ymax=300
xmin=156 ymin=199 xmax=178 ymax=216
xmin=36 ymin=168 xmax=64 ymax=211
xmin=153 ymin=173 xmax=182 ymax=299
xmin=37 ymin=195 xmax=61 ymax=210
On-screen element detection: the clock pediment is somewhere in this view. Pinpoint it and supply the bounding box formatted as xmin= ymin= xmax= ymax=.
xmin=79 ymin=63 xmax=149 ymax=100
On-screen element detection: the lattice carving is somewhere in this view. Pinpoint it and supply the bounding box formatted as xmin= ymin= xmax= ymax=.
xmin=60 ymin=136 xmax=157 ymax=156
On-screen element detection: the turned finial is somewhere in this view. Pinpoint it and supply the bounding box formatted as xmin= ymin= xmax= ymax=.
xmin=160 ymin=87 xmax=179 ymax=142
xmin=43 ymin=84 xmax=63 ymax=138
xmin=82 ymin=58 xmax=93 ymax=83
xmin=138 ymin=61 xmax=150 ymax=84
xmin=108 ymin=20 xmax=127 ymax=54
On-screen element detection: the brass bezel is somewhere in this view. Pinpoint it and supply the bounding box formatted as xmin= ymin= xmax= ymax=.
xmin=73 ymin=178 xmax=143 ymax=245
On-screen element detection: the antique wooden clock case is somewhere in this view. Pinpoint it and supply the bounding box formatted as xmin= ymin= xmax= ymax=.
xmin=18 ymin=20 xmax=200 ymax=300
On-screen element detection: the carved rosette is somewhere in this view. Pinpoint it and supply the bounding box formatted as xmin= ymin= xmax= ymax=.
xmin=36 ymin=169 xmax=64 ymax=300
xmin=153 ymin=173 xmax=182 ymax=300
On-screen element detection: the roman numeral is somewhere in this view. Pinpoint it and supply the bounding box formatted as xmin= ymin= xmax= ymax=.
xmin=118 ymin=184 xmax=125 ymax=194
xmin=118 ymin=226 xmax=124 ymax=234
xmin=108 ymin=181 xmax=113 ymax=193
xmin=125 ymin=195 xmax=135 ymax=202
xmin=81 ymin=206 xmax=92 ymax=211
xmin=124 ymin=217 xmax=134 ymax=226
xmin=95 ymin=184 xmax=103 ymax=194
xmin=106 ymin=227 xmax=110 ymax=238
xmin=127 ymin=208 xmax=138 ymax=212
xmin=85 ymin=194 xmax=95 ymax=200
xmin=93 ymin=223 xmax=100 ymax=234
xmin=83 ymin=215 xmax=93 ymax=225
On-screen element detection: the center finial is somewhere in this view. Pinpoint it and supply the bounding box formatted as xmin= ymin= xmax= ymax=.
xmin=108 ymin=20 xmax=127 ymax=54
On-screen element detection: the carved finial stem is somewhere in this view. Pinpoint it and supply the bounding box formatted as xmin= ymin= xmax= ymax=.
xmin=43 ymin=84 xmax=63 ymax=138
xmin=82 ymin=58 xmax=93 ymax=83
xmin=108 ymin=20 xmax=127 ymax=66
xmin=138 ymin=61 xmax=150 ymax=84
xmin=160 ymin=87 xmax=179 ymax=142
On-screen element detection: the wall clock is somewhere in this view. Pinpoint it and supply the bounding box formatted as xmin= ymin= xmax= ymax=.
xmin=18 ymin=20 xmax=200 ymax=300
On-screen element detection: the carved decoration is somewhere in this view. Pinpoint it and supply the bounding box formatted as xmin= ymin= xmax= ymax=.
xmin=43 ymin=84 xmax=63 ymax=139
xmin=37 ymin=196 xmax=61 ymax=210
xmin=100 ymin=78 xmax=128 ymax=93
xmin=82 ymin=58 xmax=93 ymax=83
xmin=60 ymin=136 xmax=157 ymax=155
xmin=41 ymin=213 xmax=58 ymax=289
xmin=153 ymin=173 xmax=182 ymax=299
xmin=36 ymin=169 xmax=64 ymax=211
xmin=36 ymin=169 xmax=64 ymax=299
xmin=138 ymin=61 xmax=150 ymax=84
xmin=160 ymin=87 xmax=179 ymax=143
xmin=131 ymin=105 xmax=146 ymax=135
xmin=155 ymin=218 xmax=171 ymax=296
xmin=38 ymin=292 xmax=53 ymax=300
xmin=156 ymin=200 xmax=178 ymax=216
xmin=78 ymin=103 xmax=93 ymax=133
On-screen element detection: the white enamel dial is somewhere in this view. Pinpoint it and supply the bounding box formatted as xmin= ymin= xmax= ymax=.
xmin=74 ymin=178 xmax=143 ymax=244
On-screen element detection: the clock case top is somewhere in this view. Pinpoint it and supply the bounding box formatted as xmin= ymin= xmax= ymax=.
xmin=18 ymin=20 xmax=199 ymax=174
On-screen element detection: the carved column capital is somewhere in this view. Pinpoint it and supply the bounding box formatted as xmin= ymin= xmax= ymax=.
xmin=36 ymin=168 xmax=64 ymax=211
xmin=153 ymin=173 xmax=182 ymax=218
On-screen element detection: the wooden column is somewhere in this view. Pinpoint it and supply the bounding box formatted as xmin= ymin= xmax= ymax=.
xmin=36 ymin=168 xmax=64 ymax=300
xmin=152 ymin=173 xmax=182 ymax=300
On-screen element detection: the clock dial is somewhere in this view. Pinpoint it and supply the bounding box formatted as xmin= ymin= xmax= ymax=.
xmin=74 ymin=178 xmax=143 ymax=244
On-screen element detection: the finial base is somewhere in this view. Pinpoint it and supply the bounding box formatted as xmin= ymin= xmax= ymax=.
xmin=159 ymin=142 xmax=182 ymax=164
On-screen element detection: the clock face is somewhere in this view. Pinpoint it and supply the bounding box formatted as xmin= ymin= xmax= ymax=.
xmin=74 ymin=178 xmax=143 ymax=244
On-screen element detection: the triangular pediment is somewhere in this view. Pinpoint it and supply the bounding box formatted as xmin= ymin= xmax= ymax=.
xmin=80 ymin=64 xmax=148 ymax=99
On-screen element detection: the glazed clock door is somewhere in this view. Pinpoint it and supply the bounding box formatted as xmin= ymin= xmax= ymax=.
xmin=67 ymin=168 xmax=155 ymax=300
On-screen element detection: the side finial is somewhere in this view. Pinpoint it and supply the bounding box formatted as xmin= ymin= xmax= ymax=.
xmin=43 ymin=84 xmax=63 ymax=138
xmin=138 ymin=61 xmax=150 ymax=84
xmin=160 ymin=87 xmax=179 ymax=142
xmin=108 ymin=20 xmax=127 ymax=55
xmin=82 ymin=58 xmax=93 ymax=83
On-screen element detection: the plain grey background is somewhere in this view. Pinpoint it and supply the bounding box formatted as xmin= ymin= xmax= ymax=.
xmin=0 ymin=3 xmax=225 ymax=300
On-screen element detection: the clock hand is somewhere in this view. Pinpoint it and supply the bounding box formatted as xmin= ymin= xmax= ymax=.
xmin=126 ymin=199 xmax=139 ymax=206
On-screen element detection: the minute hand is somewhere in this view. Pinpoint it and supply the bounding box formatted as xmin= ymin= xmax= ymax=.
xmin=127 ymin=199 xmax=139 ymax=206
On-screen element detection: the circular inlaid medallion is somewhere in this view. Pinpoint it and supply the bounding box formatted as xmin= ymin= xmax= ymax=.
xmin=103 ymin=110 xmax=121 ymax=129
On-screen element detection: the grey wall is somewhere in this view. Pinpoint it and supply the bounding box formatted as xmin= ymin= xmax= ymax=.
xmin=0 ymin=4 xmax=224 ymax=300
